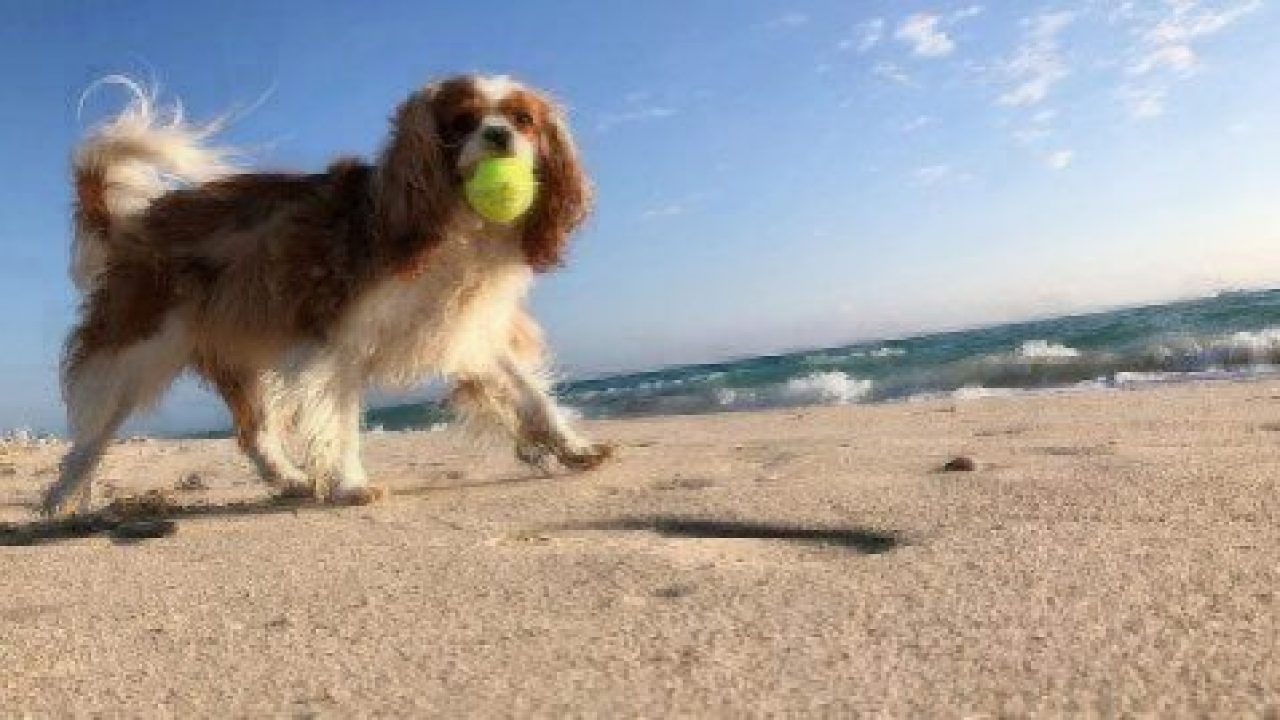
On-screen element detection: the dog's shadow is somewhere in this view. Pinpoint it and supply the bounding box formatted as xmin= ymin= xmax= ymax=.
xmin=0 ymin=470 xmax=563 ymax=547
xmin=0 ymin=497 xmax=323 ymax=546
xmin=564 ymin=517 xmax=902 ymax=555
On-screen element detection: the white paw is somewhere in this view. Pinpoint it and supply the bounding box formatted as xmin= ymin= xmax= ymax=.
xmin=329 ymin=482 xmax=387 ymax=506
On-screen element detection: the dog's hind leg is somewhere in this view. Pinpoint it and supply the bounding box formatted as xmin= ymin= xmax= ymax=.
xmin=204 ymin=366 xmax=309 ymax=495
xmin=43 ymin=316 xmax=191 ymax=516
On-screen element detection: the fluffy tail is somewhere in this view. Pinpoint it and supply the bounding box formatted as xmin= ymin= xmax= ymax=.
xmin=72 ymin=76 xmax=238 ymax=291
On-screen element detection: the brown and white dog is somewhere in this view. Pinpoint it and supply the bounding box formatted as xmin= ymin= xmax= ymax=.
xmin=43 ymin=74 xmax=612 ymax=516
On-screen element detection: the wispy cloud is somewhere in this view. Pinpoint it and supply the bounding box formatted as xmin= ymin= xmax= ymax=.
xmin=597 ymin=93 xmax=678 ymax=132
xmin=1046 ymin=149 xmax=1074 ymax=170
xmin=900 ymin=115 xmax=935 ymax=132
xmin=896 ymin=13 xmax=955 ymax=58
xmin=766 ymin=12 xmax=809 ymax=29
xmin=871 ymin=61 xmax=914 ymax=86
xmin=952 ymin=4 xmax=985 ymax=22
xmin=998 ymin=12 xmax=1076 ymax=107
xmin=1031 ymin=108 xmax=1058 ymax=124
xmin=1012 ymin=126 xmax=1051 ymax=145
xmin=640 ymin=203 xmax=686 ymax=220
xmin=1120 ymin=0 xmax=1261 ymax=119
xmin=840 ymin=18 xmax=885 ymax=53
xmin=1011 ymin=107 xmax=1058 ymax=145
xmin=1119 ymin=85 xmax=1167 ymax=119
xmin=1129 ymin=43 xmax=1197 ymax=75
xmin=913 ymin=164 xmax=961 ymax=186
xmin=1145 ymin=0 xmax=1261 ymax=45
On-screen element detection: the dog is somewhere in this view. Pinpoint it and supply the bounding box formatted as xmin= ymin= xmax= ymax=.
xmin=42 ymin=74 xmax=612 ymax=516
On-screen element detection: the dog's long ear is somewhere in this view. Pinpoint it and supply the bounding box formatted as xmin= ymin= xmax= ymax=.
xmin=522 ymin=103 xmax=592 ymax=272
xmin=373 ymin=86 xmax=458 ymax=271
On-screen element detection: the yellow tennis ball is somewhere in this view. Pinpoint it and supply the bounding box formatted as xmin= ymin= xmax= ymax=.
xmin=464 ymin=157 xmax=538 ymax=224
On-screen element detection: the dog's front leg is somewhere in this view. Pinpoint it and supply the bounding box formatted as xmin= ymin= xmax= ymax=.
xmin=291 ymin=359 xmax=383 ymax=505
xmin=328 ymin=385 xmax=384 ymax=505
xmin=496 ymin=356 xmax=613 ymax=472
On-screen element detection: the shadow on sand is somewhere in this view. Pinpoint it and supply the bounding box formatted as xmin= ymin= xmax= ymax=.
xmin=0 ymin=496 xmax=332 ymax=547
xmin=569 ymin=517 xmax=902 ymax=554
xmin=0 ymin=469 xmax=556 ymax=547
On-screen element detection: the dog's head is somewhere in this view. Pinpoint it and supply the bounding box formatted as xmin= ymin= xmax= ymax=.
xmin=375 ymin=74 xmax=591 ymax=272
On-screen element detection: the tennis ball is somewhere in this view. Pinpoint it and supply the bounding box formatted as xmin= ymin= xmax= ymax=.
xmin=464 ymin=157 xmax=538 ymax=224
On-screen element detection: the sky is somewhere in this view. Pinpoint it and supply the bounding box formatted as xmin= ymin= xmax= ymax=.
xmin=1 ymin=0 xmax=1278 ymax=433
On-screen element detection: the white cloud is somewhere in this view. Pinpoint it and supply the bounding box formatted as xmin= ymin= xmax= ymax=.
xmin=1120 ymin=85 xmax=1168 ymax=118
xmin=871 ymin=61 xmax=914 ymax=86
xmin=1012 ymin=126 xmax=1051 ymax=145
xmin=1129 ymin=43 xmax=1198 ymax=75
xmin=768 ymin=12 xmax=809 ymax=28
xmin=1031 ymin=108 xmax=1058 ymax=125
xmin=1120 ymin=0 xmax=1261 ymax=119
xmin=641 ymin=203 xmax=686 ymax=220
xmin=840 ymin=18 xmax=885 ymax=53
xmin=900 ymin=115 xmax=935 ymax=132
xmin=597 ymin=94 xmax=678 ymax=132
xmin=998 ymin=12 xmax=1076 ymax=107
xmin=952 ymin=4 xmax=985 ymax=22
xmin=1046 ymin=149 xmax=1074 ymax=170
xmin=1145 ymin=0 xmax=1261 ymax=45
xmin=896 ymin=14 xmax=955 ymax=57
xmin=914 ymin=164 xmax=955 ymax=186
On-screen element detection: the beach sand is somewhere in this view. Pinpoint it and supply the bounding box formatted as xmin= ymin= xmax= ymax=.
xmin=2 ymin=380 xmax=1278 ymax=717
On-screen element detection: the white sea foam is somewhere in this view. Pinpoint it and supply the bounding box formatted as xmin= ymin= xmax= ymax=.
xmin=0 ymin=427 xmax=57 ymax=448
xmin=1016 ymin=339 xmax=1081 ymax=359
xmin=951 ymin=385 xmax=1022 ymax=401
xmin=1210 ymin=327 xmax=1280 ymax=362
xmin=778 ymin=371 xmax=873 ymax=404
xmin=801 ymin=347 xmax=906 ymax=366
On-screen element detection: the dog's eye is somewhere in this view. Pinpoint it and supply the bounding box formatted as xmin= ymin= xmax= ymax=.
xmin=448 ymin=112 xmax=479 ymax=136
xmin=512 ymin=111 xmax=535 ymax=130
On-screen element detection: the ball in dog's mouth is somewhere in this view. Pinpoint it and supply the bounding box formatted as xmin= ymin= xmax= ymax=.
xmin=464 ymin=157 xmax=538 ymax=224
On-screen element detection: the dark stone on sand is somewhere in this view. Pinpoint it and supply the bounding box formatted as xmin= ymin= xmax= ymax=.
xmin=943 ymin=456 xmax=977 ymax=472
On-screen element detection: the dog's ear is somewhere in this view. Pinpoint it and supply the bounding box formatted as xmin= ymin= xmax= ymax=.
xmin=521 ymin=102 xmax=592 ymax=272
xmin=374 ymin=85 xmax=459 ymax=271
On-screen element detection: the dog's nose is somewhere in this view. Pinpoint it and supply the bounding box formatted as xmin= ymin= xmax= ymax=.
xmin=482 ymin=126 xmax=513 ymax=151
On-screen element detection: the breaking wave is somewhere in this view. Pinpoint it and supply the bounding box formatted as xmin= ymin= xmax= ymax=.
xmin=357 ymin=290 xmax=1280 ymax=427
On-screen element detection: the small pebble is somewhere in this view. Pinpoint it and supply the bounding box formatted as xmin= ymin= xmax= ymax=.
xmin=176 ymin=472 xmax=210 ymax=492
xmin=943 ymin=456 xmax=977 ymax=472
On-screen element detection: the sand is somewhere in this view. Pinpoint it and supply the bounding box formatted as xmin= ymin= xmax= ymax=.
xmin=1 ymin=380 xmax=1278 ymax=717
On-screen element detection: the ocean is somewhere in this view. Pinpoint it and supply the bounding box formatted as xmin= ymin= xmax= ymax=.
xmin=369 ymin=288 xmax=1280 ymax=431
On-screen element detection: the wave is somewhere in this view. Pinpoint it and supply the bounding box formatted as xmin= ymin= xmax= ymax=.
xmin=561 ymin=370 xmax=874 ymax=417
xmin=801 ymin=346 xmax=906 ymax=366
xmin=557 ymin=325 xmax=1280 ymax=419
xmin=780 ymin=371 xmax=874 ymax=404
xmin=1015 ymin=339 xmax=1081 ymax=359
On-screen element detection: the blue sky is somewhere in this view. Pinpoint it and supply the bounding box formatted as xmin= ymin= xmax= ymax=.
xmin=1 ymin=0 xmax=1278 ymax=432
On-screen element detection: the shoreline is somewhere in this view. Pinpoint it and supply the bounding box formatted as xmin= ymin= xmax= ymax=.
xmin=2 ymin=378 xmax=1278 ymax=715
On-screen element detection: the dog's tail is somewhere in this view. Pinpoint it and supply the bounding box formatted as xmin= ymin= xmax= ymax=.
xmin=71 ymin=76 xmax=238 ymax=291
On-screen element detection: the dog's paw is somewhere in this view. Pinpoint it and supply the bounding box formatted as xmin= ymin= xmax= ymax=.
xmin=515 ymin=439 xmax=556 ymax=476
xmin=329 ymin=483 xmax=388 ymax=506
xmin=272 ymin=481 xmax=319 ymax=503
xmin=39 ymin=481 xmax=91 ymax=519
xmin=558 ymin=442 xmax=615 ymax=472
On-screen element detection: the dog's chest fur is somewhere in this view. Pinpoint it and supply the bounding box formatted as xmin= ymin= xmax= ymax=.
xmin=335 ymin=223 xmax=533 ymax=387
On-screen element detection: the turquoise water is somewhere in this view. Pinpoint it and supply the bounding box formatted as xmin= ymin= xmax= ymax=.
xmin=369 ymin=288 xmax=1280 ymax=430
